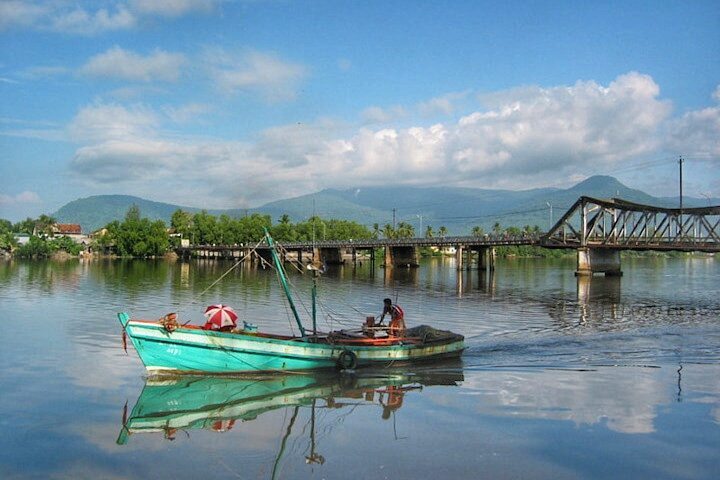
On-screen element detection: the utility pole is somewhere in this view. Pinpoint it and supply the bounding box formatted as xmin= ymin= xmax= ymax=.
xmin=678 ymin=156 xmax=684 ymax=237
xmin=546 ymin=202 xmax=553 ymax=227
xmin=679 ymin=156 xmax=684 ymax=211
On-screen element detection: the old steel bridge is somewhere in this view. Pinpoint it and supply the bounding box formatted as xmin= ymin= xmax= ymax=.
xmin=177 ymin=197 xmax=720 ymax=276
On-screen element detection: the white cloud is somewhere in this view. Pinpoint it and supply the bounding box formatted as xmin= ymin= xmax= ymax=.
xmin=0 ymin=191 xmax=41 ymax=206
xmin=0 ymin=1 xmax=49 ymax=31
xmin=664 ymin=85 xmax=720 ymax=159
xmin=418 ymin=91 xmax=471 ymax=117
xmin=206 ymin=48 xmax=308 ymax=101
xmin=130 ymin=0 xmax=217 ymax=17
xmin=80 ymin=46 xmax=186 ymax=82
xmin=65 ymin=72 xmax=719 ymax=208
xmin=162 ymin=103 xmax=213 ymax=123
xmin=67 ymin=102 xmax=160 ymax=143
xmin=0 ymin=0 xmax=218 ymax=34
xmin=50 ymin=4 xmax=136 ymax=35
xmin=665 ymin=106 xmax=720 ymax=158
xmin=361 ymin=106 xmax=407 ymax=124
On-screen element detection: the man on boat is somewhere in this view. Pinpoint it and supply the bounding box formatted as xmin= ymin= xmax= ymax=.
xmin=380 ymin=298 xmax=406 ymax=337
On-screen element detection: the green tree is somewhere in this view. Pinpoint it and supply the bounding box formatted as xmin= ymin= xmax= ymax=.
xmin=424 ymin=226 xmax=434 ymax=238
xmin=15 ymin=236 xmax=51 ymax=258
xmin=13 ymin=218 xmax=35 ymax=234
xmin=49 ymin=236 xmax=83 ymax=255
xmin=395 ymin=221 xmax=415 ymax=239
xmin=108 ymin=206 xmax=170 ymax=257
xmin=382 ymin=223 xmax=395 ymax=240
xmin=271 ymin=214 xmax=297 ymax=242
xmin=438 ymin=226 xmax=448 ymax=238
xmin=170 ymin=209 xmax=194 ymax=239
xmin=471 ymin=226 xmax=484 ymax=237
xmin=192 ymin=210 xmax=220 ymax=245
xmin=36 ymin=214 xmax=57 ymax=236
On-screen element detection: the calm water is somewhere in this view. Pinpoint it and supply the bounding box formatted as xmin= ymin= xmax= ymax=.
xmin=0 ymin=255 xmax=718 ymax=479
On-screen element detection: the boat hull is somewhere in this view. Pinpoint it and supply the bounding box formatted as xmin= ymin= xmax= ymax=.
xmin=118 ymin=313 xmax=464 ymax=374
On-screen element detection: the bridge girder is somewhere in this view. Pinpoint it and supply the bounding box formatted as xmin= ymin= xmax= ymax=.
xmin=541 ymin=196 xmax=720 ymax=252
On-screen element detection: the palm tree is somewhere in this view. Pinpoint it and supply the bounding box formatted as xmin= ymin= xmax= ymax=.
xmin=471 ymin=226 xmax=484 ymax=237
xmin=35 ymin=214 xmax=57 ymax=237
xmin=424 ymin=225 xmax=434 ymax=238
xmin=396 ymin=221 xmax=415 ymax=239
xmin=382 ymin=223 xmax=395 ymax=240
xmin=438 ymin=226 xmax=448 ymax=238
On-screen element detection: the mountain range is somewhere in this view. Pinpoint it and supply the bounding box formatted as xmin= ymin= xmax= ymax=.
xmin=53 ymin=176 xmax=716 ymax=234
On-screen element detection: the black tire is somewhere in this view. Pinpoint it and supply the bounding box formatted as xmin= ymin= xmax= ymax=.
xmin=337 ymin=350 xmax=358 ymax=370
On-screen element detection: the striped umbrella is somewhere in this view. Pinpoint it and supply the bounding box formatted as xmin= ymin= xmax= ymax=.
xmin=203 ymin=304 xmax=238 ymax=329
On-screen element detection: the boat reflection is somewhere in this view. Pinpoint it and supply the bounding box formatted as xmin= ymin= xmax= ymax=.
xmin=117 ymin=363 xmax=464 ymax=446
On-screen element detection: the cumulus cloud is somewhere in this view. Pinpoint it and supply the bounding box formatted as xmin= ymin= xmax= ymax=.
xmin=206 ymin=48 xmax=308 ymax=101
xmin=0 ymin=191 xmax=41 ymax=206
xmin=361 ymin=105 xmax=407 ymax=124
xmin=0 ymin=1 xmax=49 ymax=30
xmin=664 ymin=84 xmax=720 ymax=158
xmin=66 ymin=72 xmax=718 ymax=207
xmin=418 ymin=91 xmax=471 ymax=117
xmin=67 ymin=102 xmax=160 ymax=143
xmin=130 ymin=0 xmax=217 ymax=17
xmin=80 ymin=46 xmax=186 ymax=82
xmin=0 ymin=0 xmax=218 ymax=34
xmin=50 ymin=4 xmax=135 ymax=35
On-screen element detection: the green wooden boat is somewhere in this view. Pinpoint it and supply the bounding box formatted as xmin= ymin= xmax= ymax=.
xmin=118 ymin=231 xmax=464 ymax=375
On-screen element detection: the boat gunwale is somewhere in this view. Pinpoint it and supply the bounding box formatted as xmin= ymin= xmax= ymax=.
xmin=126 ymin=318 xmax=461 ymax=350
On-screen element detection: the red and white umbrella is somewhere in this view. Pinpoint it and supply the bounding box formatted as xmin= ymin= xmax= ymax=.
xmin=203 ymin=304 xmax=238 ymax=329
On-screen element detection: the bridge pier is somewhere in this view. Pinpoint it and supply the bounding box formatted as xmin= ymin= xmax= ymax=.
xmin=576 ymin=248 xmax=622 ymax=276
xmin=476 ymin=247 xmax=496 ymax=272
xmin=384 ymin=246 xmax=419 ymax=267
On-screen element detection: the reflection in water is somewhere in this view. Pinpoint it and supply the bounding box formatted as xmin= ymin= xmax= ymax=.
xmin=577 ymin=275 xmax=622 ymax=324
xmin=382 ymin=265 xmax=420 ymax=287
xmin=2 ymin=255 xmax=720 ymax=479
xmin=118 ymin=365 xmax=463 ymax=474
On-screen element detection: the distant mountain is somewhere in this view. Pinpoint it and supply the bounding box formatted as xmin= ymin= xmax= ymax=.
xmin=53 ymin=176 xmax=717 ymax=234
xmin=54 ymin=195 xmax=221 ymax=232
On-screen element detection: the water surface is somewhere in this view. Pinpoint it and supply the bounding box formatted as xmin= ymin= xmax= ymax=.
xmin=0 ymin=256 xmax=718 ymax=479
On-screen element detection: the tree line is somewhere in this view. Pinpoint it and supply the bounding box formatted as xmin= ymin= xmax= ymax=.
xmin=1 ymin=206 xmax=563 ymax=258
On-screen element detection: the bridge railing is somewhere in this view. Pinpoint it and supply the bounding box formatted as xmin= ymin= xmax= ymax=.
xmin=541 ymin=196 xmax=720 ymax=251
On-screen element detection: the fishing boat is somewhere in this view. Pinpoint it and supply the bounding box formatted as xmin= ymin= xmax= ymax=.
xmin=117 ymin=231 xmax=464 ymax=375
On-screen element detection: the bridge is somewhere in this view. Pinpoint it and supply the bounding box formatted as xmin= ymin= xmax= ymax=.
xmin=176 ymin=196 xmax=719 ymax=276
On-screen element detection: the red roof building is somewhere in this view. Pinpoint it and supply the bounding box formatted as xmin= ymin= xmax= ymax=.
xmin=54 ymin=224 xmax=82 ymax=235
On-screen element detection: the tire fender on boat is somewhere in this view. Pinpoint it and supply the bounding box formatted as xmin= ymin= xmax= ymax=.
xmin=337 ymin=349 xmax=358 ymax=370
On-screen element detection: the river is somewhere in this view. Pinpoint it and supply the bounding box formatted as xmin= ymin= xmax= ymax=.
xmin=0 ymin=255 xmax=718 ymax=479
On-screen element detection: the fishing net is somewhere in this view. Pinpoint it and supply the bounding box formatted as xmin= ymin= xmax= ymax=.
xmin=405 ymin=325 xmax=464 ymax=344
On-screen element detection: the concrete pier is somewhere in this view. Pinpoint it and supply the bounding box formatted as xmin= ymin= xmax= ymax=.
xmin=576 ymin=247 xmax=622 ymax=276
xmin=383 ymin=246 xmax=420 ymax=267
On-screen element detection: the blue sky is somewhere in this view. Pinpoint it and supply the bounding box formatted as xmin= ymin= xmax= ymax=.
xmin=1 ymin=0 xmax=718 ymax=221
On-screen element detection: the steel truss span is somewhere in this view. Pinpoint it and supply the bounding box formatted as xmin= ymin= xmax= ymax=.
xmin=541 ymin=197 xmax=720 ymax=252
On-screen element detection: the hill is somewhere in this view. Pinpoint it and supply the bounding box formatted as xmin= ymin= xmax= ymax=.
xmin=53 ymin=176 xmax=716 ymax=234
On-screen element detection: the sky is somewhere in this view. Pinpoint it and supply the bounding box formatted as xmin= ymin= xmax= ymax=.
xmin=0 ymin=0 xmax=719 ymax=221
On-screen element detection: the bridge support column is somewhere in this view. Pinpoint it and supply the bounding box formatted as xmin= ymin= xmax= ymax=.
xmin=477 ymin=247 xmax=496 ymax=272
xmin=386 ymin=246 xmax=419 ymax=267
xmin=576 ymin=248 xmax=622 ymax=276
xmin=320 ymin=248 xmax=344 ymax=265
xmin=455 ymin=245 xmax=464 ymax=270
